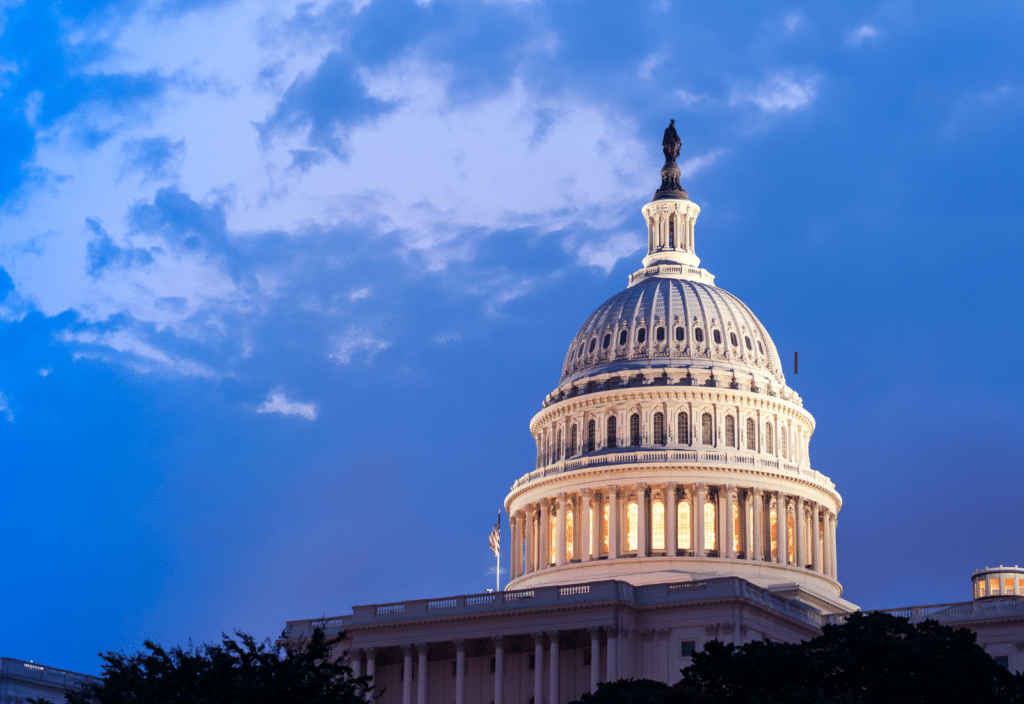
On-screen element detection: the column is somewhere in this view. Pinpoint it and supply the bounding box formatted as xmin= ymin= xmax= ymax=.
xmin=607 ymin=486 xmax=620 ymax=559
xmin=365 ymin=648 xmax=376 ymax=702
xmin=525 ymin=506 xmax=535 ymax=574
xmin=416 ymin=643 xmax=428 ymax=704
xmin=742 ymin=491 xmax=753 ymax=559
xmin=401 ymin=644 xmax=413 ymax=704
xmin=556 ymin=493 xmax=567 ymax=566
xmin=588 ymin=628 xmax=601 ymax=692
xmin=532 ymin=633 xmax=544 ymax=704
xmin=829 ymin=512 xmax=838 ymax=579
xmin=717 ymin=488 xmax=727 ymax=556
xmin=811 ymin=502 xmax=822 ymax=573
xmin=752 ymin=489 xmax=763 ymax=561
xmin=777 ymin=493 xmax=788 ymax=565
xmin=492 ymin=636 xmax=504 ymax=704
xmin=548 ymin=631 xmax=560 ymax=704
xmin=636 ymin=484 xmax=647 ymax=557
xmin=666 ymin=483 xmax=678 ymax=557
xmin=454 ymin=639 xmax=466 ymax=704
xmin=657 ymin=629 xmax=670 ymax=684
xmin=821 ymin=509 xmax=831 ymax=577
xmin=794 ymin=497 xmax=805 ymax=569
xmin=541 ymin=500 xmax=551 ymax=568
xmin=694 ymin=483 xmax=707 ymax=557
xmin=605 ymin=626 xmax=618 ymax=683
xmin=581 ymin=489 xmax=592 ymax=562
xmin=724 ymin=486 xmax=736 ymax=558
xmin=350 ymin=648 xmax=363 ymax=680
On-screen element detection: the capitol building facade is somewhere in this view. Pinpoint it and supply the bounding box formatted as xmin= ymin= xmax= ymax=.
xmin=283 ymin=127 xmax=1024 ymax=704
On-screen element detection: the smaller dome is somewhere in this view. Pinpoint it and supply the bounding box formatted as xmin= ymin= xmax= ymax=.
xmin=560 ymin=276 xmax=784 ymax=386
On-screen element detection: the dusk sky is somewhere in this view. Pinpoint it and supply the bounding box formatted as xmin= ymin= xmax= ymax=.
xmin=1 ymin=0 xmax=1022 ymax=676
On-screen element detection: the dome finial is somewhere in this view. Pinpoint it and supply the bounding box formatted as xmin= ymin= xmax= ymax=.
xmin=654 ymin=119 xmax=689 ymax=201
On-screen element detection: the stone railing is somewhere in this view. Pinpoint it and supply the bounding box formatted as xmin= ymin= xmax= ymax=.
xmin=872 ymin=597 xmax=1024 ymax=624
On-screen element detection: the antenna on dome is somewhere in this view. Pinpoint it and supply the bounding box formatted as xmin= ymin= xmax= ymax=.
xmin=654 ymin=119 xmax=689 ymax=201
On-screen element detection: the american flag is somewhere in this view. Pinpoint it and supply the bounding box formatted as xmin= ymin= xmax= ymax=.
xmin=488 ymin=512 xmax=501 ymax=557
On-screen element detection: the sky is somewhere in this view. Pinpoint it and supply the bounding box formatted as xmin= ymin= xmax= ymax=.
xmin=0 ymin=0 xmax=1022 ymax=676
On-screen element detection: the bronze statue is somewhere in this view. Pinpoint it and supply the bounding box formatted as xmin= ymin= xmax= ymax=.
xmin=662 ymin=119 xmax=681 ymax=164
xmin=654 ymin=119 xmax=687 ymax=200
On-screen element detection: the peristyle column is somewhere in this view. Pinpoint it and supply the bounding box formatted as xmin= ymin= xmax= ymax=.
xmin=416 ymin=643 xmax=428 ymax=704
xmin=492 ymin=636 xmax=504 ymax=704
xmin=350 ymin=648 xmax=363 ymax=679
xmin=401 ymin=644 xmax=413 ymax=704
xmin=752 ymin=489 xmax=763 ymax=561
xmin=540 ymin=500 xmax=551 ymax=568
xmin=794 ymin=497 xmax=805 ymax=568
xmin=548 ymin=631 xmax=560 ymax=704
xmin=556 ymin=493 xmax=567 ymax=566
xmin=666 ymin=483 xmax=678 ymax=557
xmin=694 ymin=483 xmax=707 ymax=557
xmin=454 ymin=639 xmax=465 ymax=704
xmin=532 ymin=633 xmax=544 ymax=704
xmin=581 ymin=488 xmax=592 ymax=562
xmin=811 ymin=502 xmax=821 ymax=573
xmin=607 ymin=486 xmax=620 ymax=559
xmin=588 ymin=627 xmax=601 ymax=692
xmin=635 ymin=483 xmax=647 ymax=557
xmin=365 ymin=648 xmax=376 ymax=703
xmin=724 ymin=486 xmax=736 ymax=558
xmin=829 ymin=512 xmax=838 ymax=579
xmin=777 ymin=493 xmax=788 ymax=565
xmin=605 ymin=626 xmax=618 ymax=683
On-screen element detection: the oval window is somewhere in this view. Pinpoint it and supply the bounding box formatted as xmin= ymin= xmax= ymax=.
xmin=744 ymin=335 xmax=752 ymax=350
xmin=656 ymin=326 xmax=665 ymax=342
xmin=713 ymin=330 xmax=722 ymax=344
xmin=603 ymin=333 xmax=611 ymax=349
xmin=757 ymin=340 xmax=764 ymax=354
xmin=637 ymin=328 xmax=647 ymax=344
xmin=577 ymin=344 xmax=584 ymax=358
xmin=588 ymin=338 xmax=597 ymax=353
xmin=694 ymin=328 xmax=704 ymax=343
xmin=619 ymin=329 xmax=628 ymax=346
xmin=675 ymin=326 xmax=685 ymax=342
xmin=730 ymin=332 xmax=738 ymax=347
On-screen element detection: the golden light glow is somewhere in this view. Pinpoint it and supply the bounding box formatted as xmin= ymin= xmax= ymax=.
xmin=1006 ymin=578 xmax=1013 ymax=594
xmin=603 ymin=504 xmax=609 ymax=553
xmin=678 ymin=500 xmax=691 ymax=550
xmin=733 ymin=502 xmax=741 ymax=553
xmin=652 ymin=500 xmax=665 ymax=551
xmin=566 ymin=511 xmax=574 ymax=561
xmin=704 ymin=500 xmax=716 ymax=552
xmin=626 ymin=501 xmax=638 ymax=552
xmin=589 ymin=506 xmax=594 ymax=555
xmin=787 ymin=513 xmax=795 ymax=564
xmin=979 ymin=580 xmax=986 ymax=597
xmin=991 ymin=578 xmax=1000 ymax=595
xmin=769 ymin=506 xmax=778 ymax=560
xmin=549 ymin=513 xmax=556 ymax=565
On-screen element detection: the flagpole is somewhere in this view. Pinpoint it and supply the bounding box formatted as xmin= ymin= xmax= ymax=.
xmin=496 ymin=548 xmax=500 ymax=592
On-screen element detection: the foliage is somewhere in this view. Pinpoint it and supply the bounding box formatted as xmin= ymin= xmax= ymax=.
xmin=40 ymin=628 xmax=372 ymax=704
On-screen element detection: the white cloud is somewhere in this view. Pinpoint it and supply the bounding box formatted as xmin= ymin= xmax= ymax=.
xmin=783 ymin=13 xmax=802 ymax=33
xmin=37 ymin=367 xmax=52 ymax=377
xmin=678 ymin=149 xmax=724 ymax=178
xmin=676 ymin=90 xmax=710 ymax=107
xmin=638 ymin=53 xmax=666 ymax=81
xmin=60 ymin=329 xmax=216 ymax=377
xmin=328 ymin=327 xmax=392 ymax=364
xmin=256 ymin=388 xmax=317 ymax=420
xmin=847 ymin=24 xmax=877 ymax=45
xmin=573 ymin=232 xmax=645 ymax=273
xmin=731 ymin=74 xmax=818 ymax=113
xmin=0 ymin=390 xmax=13 ymax=422
xmin=348 ymin=287 xmax=372 ymax=302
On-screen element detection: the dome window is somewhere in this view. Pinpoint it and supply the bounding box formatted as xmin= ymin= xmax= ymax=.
xmin=630 ymin=414 xmax=641 ymax=446
xmin=656 ymin=326 xmax=665 ymax=342
xmin=729 ymin=332 xmax=738 ymax=347
xmin=744 ymin=335 xmax=752 ymax=350
xmin=588 ymin=338 xmax=597 ymax=353
xmin=757 ymin=340 xmax=764 ymax=354
xmin=637 ymin=328 xmax=647 ymax=344
xmin=619 ymin=330 xmax=628 ymax=346
xmin=606 ymin=416 xmax=617 ymax=448
xmin=602 ymin=333 xmax=611 ymax=349
xmin=577 ymin=344 xmax=584 ymax=358
xmin=694 ymin=328 xmax=704 ymax=343
xmin=675 ymin=326 xmax=684 ymax=342
xmin=713 ymin=330 xmax=722 ymax=344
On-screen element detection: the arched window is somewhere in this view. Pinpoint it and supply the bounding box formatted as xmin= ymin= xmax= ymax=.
xmin=675 ymin=326 xmax=685 ymax=342
xmin=744 ymin=335 xmax=752 ymax=350
xmin=668 ymin=217 xmax=675 ymax=248
xmin=602 ymin=333 xmax=611 ymax=349
xmin=787 ymin=512 xmax=795 ymax=565
xmin=678 ymin=500 xmax=691 ymax=550
xmin=606 ymin=416 xmax=617 ymax=449
xmin=656 ymin=326 xmax=665 ymax=342
xmin=653 ymin=412 xmax=665 ymax=445
xmin=678 ymin=412 xmax=689 ymax=444
xmin=765 ymin=423 xmax=773 ymax=454
xmin=566 ymin=510 xmax=574 ymax=562
xmin=555 ymin=428 xmax=562 ymax=462
xmin=694 ymin=327 xmax=704 ymax=343
xmin=730 ymin=332 xmax=738 ymax=347
xmin=549 ymin=513 xmax=557 ymax=565
xmin=746 ymin=418 xmax=756 ymax=450
xmin=701 ymin=412 xmax=713 ymax=445
xmin=704 ymin=500 xmax=716 ymax=552
xmin=637 ymin=328 xmax=646 ymax=344
xmin=619 ymin=329 xmax=628 ymax=346
xmin=769 ymin=505 xmax=778 ymax=561
xmin=733 ymin=502 xmax=741 ymax=554
xmin=781 ymin=427 xmax=788 ymax=459
xmin=713 ymin=330 xmax=722 ymax=344
xmin=652 ymin=500 xmax=665 ymax=551
xmin=570 ymin=425 xmax=578 ymax=457
xmin=577 ymin=344 xmax=584 ymax=358
xmin=630 ymin=414 xmax=641 ymax=446
xmin=587 ymin=420 xmax=596 ymax=453
xmin=602 ymin=504 xmax=610 ymax=553
xmin=757 ymin=340 xmax=764 ymax=354
xmin=588 ymin=338 xmax=597 ymax=353
xmin=626 ymin=501 xmax=638 ymax=552
xmin=725 ymin=415 xmax=735 ymax=448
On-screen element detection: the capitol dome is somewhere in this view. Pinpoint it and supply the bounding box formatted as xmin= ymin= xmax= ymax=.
xmin=504 ymin=124 xmax=854 ymax=615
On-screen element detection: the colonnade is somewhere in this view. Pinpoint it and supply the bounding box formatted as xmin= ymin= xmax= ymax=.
xmin=348 ymin=627 xmax=623 ymax=704
xmin=510 ymin=484 xmax=838 ymax=582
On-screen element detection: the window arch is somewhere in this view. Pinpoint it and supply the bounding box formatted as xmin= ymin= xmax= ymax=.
xmin=765 ymin=422 xmax=773 ymax=454
xmin=570 ymin=424 xmax=578 ymax=457
xmin=654 ymin=412 xmax=665 ymax=445
xmin=725 ymin=415 xmax=735 ymax=448
xmin=555 ymin=428 xmax=562 ymax=462
xmin=746 ymin=418 xmax=756 ymax=450
xmin=704 ymin=499 xmax=716 ymax=552
xmin=678 ymin=412 xmax=689 ymax=444
xmin=678 ymin=499 xmax=691 ymax=550
xmin=701 ymin=412 xmax=713 ymax=445
xmin=626 ymin=501 xmax=639 ymax=552
xmin=652 ymin=500 xmax=665 ymax=551
xmin=587 ymin=420 xmax=596 ymax=453
xmin=566 ymin=510 xmax=574 ymax=561
xmin=606 ymin=416 xmax=617 ymax=449
xmin=630 ymin=414 xmax=641 ymax=446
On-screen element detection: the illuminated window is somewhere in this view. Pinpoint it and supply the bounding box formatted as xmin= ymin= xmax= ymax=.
xmin=1006 ymin=578 xmax=1013 ymax=594
xmin=730 ymin=332 xmax=738 ymax=347
xmin=733 ymin=502 xmax=741 ymax=554
xmin=656 ymin=326 xmax=665 ymax=342
xmin=652 ymin=500 xmax=665 ymax=551
xmin=1019 ymin=578 xmax=1024 ymax=593
xmin=555 ymin=429 xmax=562 ymax=462
xmin=589 ymin=505 xmax=594 ymax=553
xmin=602 ymin=333 xmax=611 ymax=349
xmin=549 ymin=513 xmax=557 ymax=565
xmin=606 ymin=416 xmax=617 ymax=449
xmin=694 ymin=327 xmax=704 ymax=343
xmin=725 ymin=415 xmax=735 ymax=448
xmin=566 ymin=511 xmax=574 ymax=562
xmin=781 ymin=428 xmax=788 ymax=459
xmin=678 ymin=500 xmax=691 ymax=550
xmin=630 ymin=414 xmax=641 ymax=446
xmin=675 ymin=326 xmax=685 ymax=342
xmin=626 ymin=501 xmax=638 ymax=552
xmin=979 ymin=580 xmax=986 ymax=597
xmin=637 ymin=328 xmax=646 ymax=344
xmin=770 ymin=505 xmax=778 ymax=560
xmin=619 ymin=329 xmax=627 ymax=346
xmin=602 ymin=504 xmax=610 ymax=553
xmin=654 ymin=412 xmax=665 ymax=445
xmin=787 ymin=513 xmax=795 ymax=564
xmin=570 ymin=425 xmax=578 ymax=457
xmin=702 ymin=413 xmax=712 ymax=445
xmin=765 ymin=423 xmax=773 ymax=454
xmin=713 ymin=329 xmax=722 ymax=344
xmin=704 ymin=500 xmax=716 ymax=552
xmin=991 ymin=578 xmax=1000 ymax=595
xmin=678 ymin=412 xmax=689 ymax=444
xmin=746 ymin=418 xmax=756 ymax=450
xmin=587 ymin=420 xmax=596 ymax=452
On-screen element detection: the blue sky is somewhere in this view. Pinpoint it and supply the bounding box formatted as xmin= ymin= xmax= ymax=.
xmin=1 ymin=0 xmax=1022 ymax=675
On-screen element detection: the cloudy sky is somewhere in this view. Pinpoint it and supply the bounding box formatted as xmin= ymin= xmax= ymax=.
xmin=1 ymin=0 xmax=1022 ymax=675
